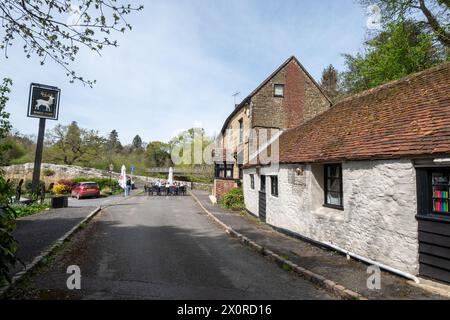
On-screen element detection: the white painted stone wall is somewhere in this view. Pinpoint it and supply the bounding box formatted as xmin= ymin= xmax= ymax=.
xmin=244 ymin=159 xmax=420 ymax=275
xmin=243 ymin=168 xmax=259 ymax=216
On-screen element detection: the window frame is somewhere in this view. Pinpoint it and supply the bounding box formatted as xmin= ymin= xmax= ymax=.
xmin=250 ymin=174 xmax=255 ymax=190
xmin=324 ymin=164 xmax=344 ymax=210
xmin=274 ymin=84 xmax=285 ymax=98
xmin=239 ymin=118 xmax=244 ymax=143
xmin=270 ymin=175 xmax=279 ymax=197
xmin=260 ymin=175 xmax=266 ymax=193
xmin=214 ymin=163 xmax=234 ymax=180
xmin=429 ymin=169 xmax=450 ymax=216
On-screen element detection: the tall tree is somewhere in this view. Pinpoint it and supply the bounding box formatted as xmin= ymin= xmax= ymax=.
xmin=145 ymin=141 xmax=172 ymax=168
xmin=169 ymin=128 xmax=214 ymax=180
xmin=45 ymin=122 xmax=104 ymax=165
xmin=359 ymin=0 xmax=450 ymax=49
xmin=132 ymin=135 xmax=143 ymax=152
xmin=0 ymin=0 xmax=143 ymax=86
xmin=107 ymin=130 xmax=123 ymax=152
xmin=319 ymin=65 xmax=341 ymax=101
xmin=341 ymin=20 xmax=444 ymax=93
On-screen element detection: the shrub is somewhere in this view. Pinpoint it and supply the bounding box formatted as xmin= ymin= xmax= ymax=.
xmin=101 ymin=186 xmax=112 ymax=196
xmin=43 ymin=169 xmax=56 ymax=177
xmin=219 ymin=188 xmax=245 ymax=210
xmin=52 ymin=183 xmax=67 ymax=196
xmin=24 ymin=179 xmax=45 ymax=194
xmin=0 ymin=205 xmax=16 ymax=286
xmin=56 ymin=179 xmax=74 ymax=192
xmin=12 ymin=202 xmax=50 ymax=218
xmin=0 ymin=175 xmax=16 ymax=285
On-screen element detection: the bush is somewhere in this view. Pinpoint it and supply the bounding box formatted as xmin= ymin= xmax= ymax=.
xmin=101 ymin=186 xmax=112 ymax=196
xmin=10 ymin=153 xmax=33 ymax=165
xmin=56 ymin=179 xmax=74 ymax=192
xmin=52 ymin=183 xmax=67 ymax=196
xmin=0 ymin=138 xmax=26 ymax=166
xmin=0 ymin=205 xmax=16 ymax=286
xmin=24 ymin=179 xmax=45 ymax=194
xmin=11 ymin=202 xmax=50 ymax=218
xmin=0 ymin=175 xmax=16 ymax=285
xmin=43 ymin=169 xmax=56 ymax=177
xmin=219 ymin=188 xmax=245 ymax=210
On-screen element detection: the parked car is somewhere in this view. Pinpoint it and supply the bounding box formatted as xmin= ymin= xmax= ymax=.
xmin=71 ymin=182 xmax=100 ymax=199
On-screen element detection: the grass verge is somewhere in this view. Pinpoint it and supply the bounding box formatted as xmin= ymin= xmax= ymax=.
xmin=11 ymin=202 xmax=51 ymax=218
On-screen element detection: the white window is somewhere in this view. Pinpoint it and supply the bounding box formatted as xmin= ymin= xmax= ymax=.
xmin=274 ymin=84 xmax=284 ymax=97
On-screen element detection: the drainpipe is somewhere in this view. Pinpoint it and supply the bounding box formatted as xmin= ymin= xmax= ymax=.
xmin=323 ymin=241 xmax=420 ymax=284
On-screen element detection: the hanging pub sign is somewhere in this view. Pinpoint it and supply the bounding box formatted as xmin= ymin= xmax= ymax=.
xmin=27 ymin=83 xmax=61 ymax=120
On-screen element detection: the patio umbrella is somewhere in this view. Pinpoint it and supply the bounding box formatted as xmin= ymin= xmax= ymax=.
xmin=168 ymin=167 xmax=174 ymax=184
xmin=119 ymin=165 xmax=127 ymax=189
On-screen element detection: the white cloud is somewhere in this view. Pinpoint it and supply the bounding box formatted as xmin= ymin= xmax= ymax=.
xmin=1 ymin=0 xmax=366 ymax=144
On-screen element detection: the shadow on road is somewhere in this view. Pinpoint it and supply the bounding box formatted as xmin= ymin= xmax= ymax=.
xmin=12 ymin=208 xmax=334 ymax=300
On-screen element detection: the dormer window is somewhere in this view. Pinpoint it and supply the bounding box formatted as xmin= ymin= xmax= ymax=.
xmin=274 ymin=84 xmax=284 ymax=97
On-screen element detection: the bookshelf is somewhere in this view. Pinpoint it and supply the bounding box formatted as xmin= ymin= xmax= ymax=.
xmin=432 ymin=172 xmax=449 ymax=214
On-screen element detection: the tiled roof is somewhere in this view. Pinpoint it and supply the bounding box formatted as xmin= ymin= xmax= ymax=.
xmin=279 ymin=62 xmax=450 ymax=164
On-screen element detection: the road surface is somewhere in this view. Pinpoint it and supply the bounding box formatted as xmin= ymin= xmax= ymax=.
xmin=67 ymin=189 xmax=137 ymax=208
xmin=27 ymin=195 xmax=335 ymax=300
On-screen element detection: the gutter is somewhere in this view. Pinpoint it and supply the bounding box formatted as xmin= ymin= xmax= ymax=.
xmin=323 ymin=241 xmax=420 ymax=284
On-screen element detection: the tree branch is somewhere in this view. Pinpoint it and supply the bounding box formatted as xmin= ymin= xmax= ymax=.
xmin=418 ymin=0 xmax=450 ymax=47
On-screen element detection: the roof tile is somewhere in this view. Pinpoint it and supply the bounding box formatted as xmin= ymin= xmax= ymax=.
xmin=278 ymin=63 xmax=450 ymax=163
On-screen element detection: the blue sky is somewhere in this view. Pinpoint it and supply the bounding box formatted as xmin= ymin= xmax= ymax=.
xmin=1 ymin=0 xmax=369 ymax=145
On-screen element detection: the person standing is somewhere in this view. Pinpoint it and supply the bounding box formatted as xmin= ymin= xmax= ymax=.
xmin=126 ymin=176 xmax=132 ymax=197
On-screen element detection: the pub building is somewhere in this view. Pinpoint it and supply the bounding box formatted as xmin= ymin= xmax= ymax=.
xmin=242 ymin=62 xmax=450 ymax=284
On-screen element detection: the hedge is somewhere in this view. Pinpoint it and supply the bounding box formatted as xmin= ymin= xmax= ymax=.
xmin=219 ymin=188 xmax=245 ymax=210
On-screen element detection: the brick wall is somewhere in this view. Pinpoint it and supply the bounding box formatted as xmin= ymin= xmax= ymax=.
xmin=213 ymin=179 xmax=238 ymax=200
xmin=285 ymin=60 xmax=305 ymax=128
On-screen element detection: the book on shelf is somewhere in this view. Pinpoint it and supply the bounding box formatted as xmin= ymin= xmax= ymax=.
xmin=434 ymin=199 xmax=449 ymax=213
xmin=433 ymin=190 xmax=449 ymax=199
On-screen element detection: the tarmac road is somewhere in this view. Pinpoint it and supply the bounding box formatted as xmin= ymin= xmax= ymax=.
xmin=28 ymin=195 xmax=335 ymax=300
xmin=67 ymin=189 xmax=136 ymax=208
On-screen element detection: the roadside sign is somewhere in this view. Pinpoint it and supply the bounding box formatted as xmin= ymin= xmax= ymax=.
xmin=130 ymin=165 xmax=135 ymax=172
xmin=28 ymin=83 xmax=61 ymax=194
xmin=27 ymin=83 xmax=61 ymax=120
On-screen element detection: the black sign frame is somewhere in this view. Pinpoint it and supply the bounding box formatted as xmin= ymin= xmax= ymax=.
xmin=27 ymin=83 xmax=61 ymax=120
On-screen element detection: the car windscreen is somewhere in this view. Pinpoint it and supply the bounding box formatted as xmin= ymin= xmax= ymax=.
xmin=82 ymin=183 xmax=99 ymax=188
